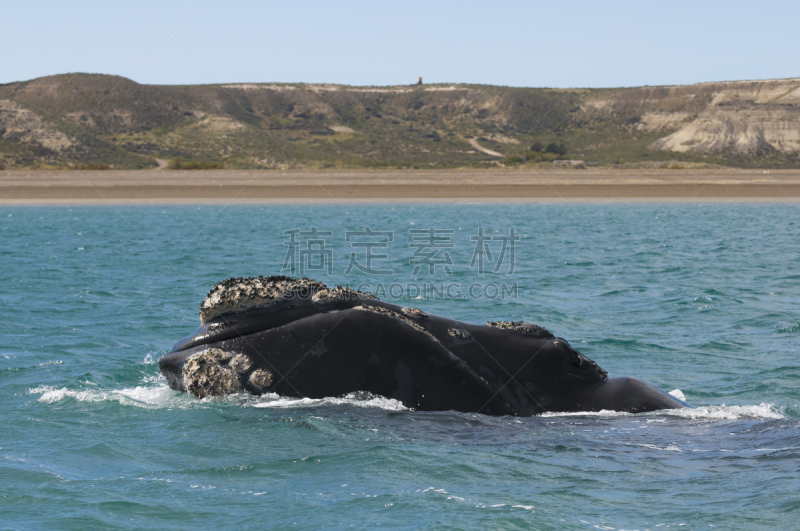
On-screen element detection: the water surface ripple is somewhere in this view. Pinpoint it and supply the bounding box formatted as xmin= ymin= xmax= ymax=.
xmin=1 ymin=204 xmax=799 ymax=529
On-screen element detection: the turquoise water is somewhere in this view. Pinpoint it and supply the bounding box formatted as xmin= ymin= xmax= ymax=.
xmin=2 ymin=203 xmax=799 ymax=530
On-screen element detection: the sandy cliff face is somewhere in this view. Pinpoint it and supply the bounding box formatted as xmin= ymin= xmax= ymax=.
xmin=0 ymin=99 xmax=74 ymax=152
xmin=649 ymin=79 xmax=800 ymax=154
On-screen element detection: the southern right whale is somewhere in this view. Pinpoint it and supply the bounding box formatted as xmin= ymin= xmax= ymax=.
xmin=159 ymin=276 xmax=690 ymax=415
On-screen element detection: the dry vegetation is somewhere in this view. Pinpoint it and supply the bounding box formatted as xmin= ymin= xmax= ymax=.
xmin=1 ymin=73 xmax=799 ymax=170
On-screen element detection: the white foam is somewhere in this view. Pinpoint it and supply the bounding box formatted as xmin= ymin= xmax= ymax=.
xmin=30 ymin=380 xmax=407 ymax=412
xmin=540 ymin=403 xmax=784 ymax=421
xmin=637 ymin=443 xmax=683 ymax=452
xmin=419 ymin=487 xmax=534 ymax=512
xmin=139 ymin=373 xmax=164 ymax=384
xmin=540 ymin=409 xmax=631 ymax=418
xmin=29 ymin=384 xmax=198 ymax=410
xmin=668 ymin=389 xmax=686 ymax=401
xmin=663 ymin=403 xmax=784 ymax=420
xmin=113 ymin=385 xmax=178 ymax=405
xmin=247 ymin=392 xmax=408 ymax=412
xmin=29 ymin=377 xmax=781 ymax=420
xmin=419 ymin=487 xmax=448 ymax=493
xmin=31 ymin=385 xmax=106 ymax=404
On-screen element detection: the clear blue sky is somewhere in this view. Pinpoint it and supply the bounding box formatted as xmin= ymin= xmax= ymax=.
xmin=2 ymin=0 xmax=797 ymax=88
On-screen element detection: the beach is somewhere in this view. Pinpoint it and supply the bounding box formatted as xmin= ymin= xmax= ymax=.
xmin=2 ymin=168 xmax=800 ymax=204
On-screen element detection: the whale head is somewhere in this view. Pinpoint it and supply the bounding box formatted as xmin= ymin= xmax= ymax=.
xmin=510 ymin=337 xmax=688 ymax=414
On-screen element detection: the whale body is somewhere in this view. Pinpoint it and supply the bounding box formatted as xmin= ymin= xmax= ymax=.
xmin=159 ymin=276 xmax=689 ymax=416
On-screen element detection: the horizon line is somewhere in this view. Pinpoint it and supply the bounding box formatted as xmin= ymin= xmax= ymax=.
xmin=5 ymin=72 xmax=800 ymax=91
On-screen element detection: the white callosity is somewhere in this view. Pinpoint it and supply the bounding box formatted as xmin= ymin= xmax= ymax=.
xmin=311 ymin=286 xmax=373 ymax=304
xmin=401 ymin=307 xmax=428 ymax=319
xmin=182 ymin=348 xmax=245 ymax=398
xmin=228 ymin=354 xmax=252 ymax=373
xmin=199 ymin=276 xmax=327 ymax=324
xmin=248 ymin=369 xmax=274 ymax=392
xmin=199 ymin=276 xmax=377 ymax=324
xmin=447 ymin=328 xmax=472 ymax=340
xmin=182 ymin=349 xmax=273 ymax=398
xmin=486 ymin=320 xmax=553 ymax=339
xmin=352 ymin=305 xmax=438 ymax=343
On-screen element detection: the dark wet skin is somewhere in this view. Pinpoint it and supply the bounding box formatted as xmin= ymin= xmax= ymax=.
xmin=160 ymin=289 xmax=690 ymax=416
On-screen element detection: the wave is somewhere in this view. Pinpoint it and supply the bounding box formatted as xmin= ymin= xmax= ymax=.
xmin=663 ymin=403 xmax=784 ymax=420
xmin=540 ymin=403 xmax=784 ymax=420
xmin=668 ymin=388 xmax=686 ymax=401
xmin=28 ymin=384 xmax=407 ymax=412
xmin=141 ymin=353 xmax=159 ymax=365
xmin=28 ymin=382 xmax=782 ymax=420
xmin=777 ymin=322 xmax=800 ymax=334
xmin=28 ymin=384 xmax=196 ymax=410
xmin=244 ymin=392 xmax=408 ymax=411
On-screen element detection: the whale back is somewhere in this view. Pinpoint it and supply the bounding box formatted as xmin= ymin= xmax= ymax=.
xmin=159 ymin=276 xmax=689 ymax=415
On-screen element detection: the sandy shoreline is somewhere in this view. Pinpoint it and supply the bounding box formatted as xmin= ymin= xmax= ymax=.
xmin=1 ymin=169 xmax=799 ymax=204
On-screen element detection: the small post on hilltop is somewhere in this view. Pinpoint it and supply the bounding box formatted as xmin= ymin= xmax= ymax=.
xmin=416 ymin=77 xmax=423 ymax=85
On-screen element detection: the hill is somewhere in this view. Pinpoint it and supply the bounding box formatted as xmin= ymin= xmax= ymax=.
xmin=1 ymin=73 xmax=799 ymax=170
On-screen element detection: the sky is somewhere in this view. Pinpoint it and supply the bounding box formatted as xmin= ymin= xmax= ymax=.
xmin=2 ymin=0 xmax=798 ymax=88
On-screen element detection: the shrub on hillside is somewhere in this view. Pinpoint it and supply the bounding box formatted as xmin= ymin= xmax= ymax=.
xmin=78 ymin=163 xmax=111 ymax=170
xmin=170 ymin=157 xmax=224 ymax=170
xmin=545 ymin=142 xmax=567 ymax=156
xmin=502 ymin=155 xmax=524 ymax=164
xmin=527 ymin=152 xmax=561 ymax=163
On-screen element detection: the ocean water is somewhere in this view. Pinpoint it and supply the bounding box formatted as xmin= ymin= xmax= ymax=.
xmin=1 ymin=203 xmax=799 ymax=530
